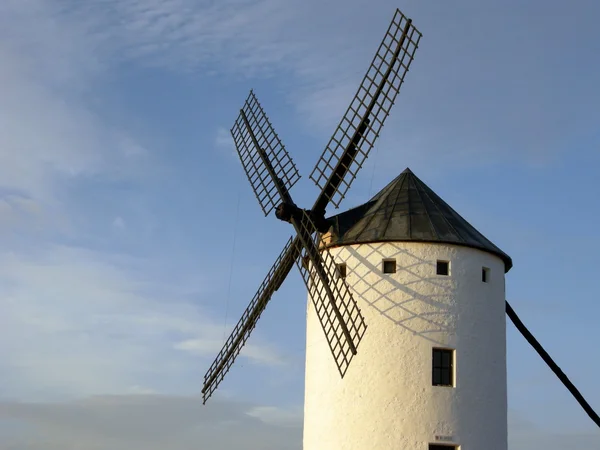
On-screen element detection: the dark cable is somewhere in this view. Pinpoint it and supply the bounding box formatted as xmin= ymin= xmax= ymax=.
xmin=223 ymin=173 xmax=243 ymax=342
xmin=506 ymin=300 xmax=600 ymax=429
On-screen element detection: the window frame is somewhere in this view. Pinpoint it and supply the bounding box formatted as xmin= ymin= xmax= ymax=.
xmin=436 ymin=260 xmax=450 ymax=276
xmin=432 ymin=348 xmax=454 ymax=387
xmin=382 ymin=259 xmax=397 ymax=274
xmin=336 ymin=263 xmax=347 ymax=279
xmin=482 ymin=266 xmax=490 ymax=283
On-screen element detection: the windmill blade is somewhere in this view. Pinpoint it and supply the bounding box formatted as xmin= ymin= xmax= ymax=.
xmin=293 ymin=211 xmax=367 ymax=377
xmin=310 ymin=9 xmax=421 ymax=212
xmin=231 ymin=90 xmax=301 ymax=216
xmin=202 ymin=236 xmax=301 ymax=403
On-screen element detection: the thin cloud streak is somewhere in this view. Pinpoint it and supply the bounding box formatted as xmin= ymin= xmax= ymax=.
xmin=33 ymin=0 xmax=599 ymax=179
xmin=0 ymin=244 xmax=285 ymax=401
xmin=174 ymin=338 xmax=286 ymax=367
xmin=0 ymin=0 xmax=151 ymax=208
xmin=0 ymin=396 xmax=596 ymax=449
xmin=0 ymin=394 xmax=303 ymax=450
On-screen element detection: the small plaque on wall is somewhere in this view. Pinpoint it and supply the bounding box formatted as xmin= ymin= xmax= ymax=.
xmin=435 ymin=435 xmax=454 ymax=442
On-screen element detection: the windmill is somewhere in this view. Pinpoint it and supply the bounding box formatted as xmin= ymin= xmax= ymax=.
xmin=202 ymin=8 xmax=421 ymax=402
xmin=202 ymin=8 xmax=600 ymax=449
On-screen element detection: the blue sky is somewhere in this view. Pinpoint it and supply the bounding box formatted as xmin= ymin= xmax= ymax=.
xmin=0 ymin=0 xmax=598 ymax=448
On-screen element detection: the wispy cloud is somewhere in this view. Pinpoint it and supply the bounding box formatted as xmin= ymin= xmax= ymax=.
xmin=0 ymin=195 xmax=42 ymax=231
xmin=5 ymin=0 xmax=376 ymax=135
xmin=0 ymin=396 xmax=596 ymax=449
xmin=0 ymin=0 xmax=153 ymax=244
xmin=0 ymin=0 xmax=298 ymax=406
xmin=0 ymin=244 xmax=283 ymax=401
xmin=0 ymin=394 xmax=303 ymax=450
xmin=175 ymin=338 xmax=285 ymax=367
xmin=112 ymin=216 xmax=126 ymax=230
xmin=21 ymin=0 xmax=597 ymax=182
xmin=215 ymin=126 xmax=236 ymax=156
xmin=246 ymin=405 xmax=303 ymax=427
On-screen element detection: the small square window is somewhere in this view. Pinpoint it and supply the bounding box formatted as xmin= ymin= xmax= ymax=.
xmin=482 ymin=267 xmax=490 ymax=283
xmin=382 ymin=259 xmax=396 ymax=274
xmin=432 ymin=348 xmax=454 ymax=386
xmin=336 ymin=263 xmax=347 ymax=279
xmin=436 ymin=260 xmax=449 ymax=276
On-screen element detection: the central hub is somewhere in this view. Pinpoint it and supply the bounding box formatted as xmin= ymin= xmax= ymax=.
xmin=275 ymin=202 xmax=330 ymax=233
xmin=275 ymin=201 xmax=300 ymax=223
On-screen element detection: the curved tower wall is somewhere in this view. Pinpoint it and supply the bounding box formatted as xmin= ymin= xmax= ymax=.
xmin=303 ymin=241 xmax=507 ymax=450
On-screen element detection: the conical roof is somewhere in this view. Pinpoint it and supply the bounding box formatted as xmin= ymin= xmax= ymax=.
xmin=325 ymin=168 xmax=512 ymax=272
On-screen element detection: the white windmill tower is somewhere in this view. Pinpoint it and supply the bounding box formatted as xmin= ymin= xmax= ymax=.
xmin=304 ymin=168 xmax=512 ymax=449
xmin=201 ymin=9 xmax=512 ymax=450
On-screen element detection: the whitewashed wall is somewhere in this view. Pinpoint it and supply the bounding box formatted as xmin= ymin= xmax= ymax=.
xmin=303 ymin=241 xmax=507 ymax=449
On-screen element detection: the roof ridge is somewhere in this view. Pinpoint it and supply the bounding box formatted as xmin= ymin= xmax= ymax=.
xmin=382 ymin=170 xmax=411 ymax=238
xmin=415 ymin=173 xmax=463 ymax=240
xmin=410 ymin=173 xmax=440 ymax=239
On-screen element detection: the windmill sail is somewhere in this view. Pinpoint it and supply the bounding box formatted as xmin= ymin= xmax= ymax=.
xmin=202 ymin=236 xmax=301 ymax=403
xmin=203 ymin=8 xmax=421 ymax=404
xmin=311 ymin=9 xmax=421 ymax=212
xmin=294 ymin=211 xmax=367 ymax=376
xmin=231 ymin=91 xmax=301 ymax=216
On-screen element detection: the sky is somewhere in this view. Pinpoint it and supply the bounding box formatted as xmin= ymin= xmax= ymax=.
xmin=0 ymin=0 xmax=599 ymax=448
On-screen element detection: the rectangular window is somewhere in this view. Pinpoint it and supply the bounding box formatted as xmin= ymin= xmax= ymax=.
xmin=436 ymin=260 xmax=450 ymax=276
xmin=336 ymin=263 xmax=347 ymax=279
xmin=382 ymin=259 xmax=396 ymax=274
xmin=482 ymin=267 xmax=490 ymax=283
xmin=429 ymin=445 xmax=458 ymax=450
xmin=432 ymin=348 xmax=454 ymax=386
